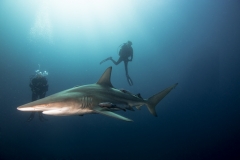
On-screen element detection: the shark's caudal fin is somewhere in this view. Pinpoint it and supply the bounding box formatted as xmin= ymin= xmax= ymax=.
xmin=97 ymin=67 xmax=114 ymax=87
xmin=146 ymin=83 xmax=178 ymax=117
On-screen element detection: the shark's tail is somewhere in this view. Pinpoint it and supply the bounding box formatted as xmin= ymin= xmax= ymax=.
xmin=146 ymin=83 xmax=178 ymax=117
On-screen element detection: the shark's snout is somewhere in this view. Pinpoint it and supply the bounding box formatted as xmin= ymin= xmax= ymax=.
xmin=17 ymin=103 xmax=46 ymax=111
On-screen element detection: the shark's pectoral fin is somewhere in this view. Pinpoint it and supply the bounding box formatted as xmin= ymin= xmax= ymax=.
xmin=94 ymin=108 xmax=133 ymax=122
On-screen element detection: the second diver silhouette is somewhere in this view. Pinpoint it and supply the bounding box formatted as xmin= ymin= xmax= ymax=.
xmin=27 ymin=66 xmax=49 ymax=122
xmin=100 ymin=41 xmax=134 ymax=86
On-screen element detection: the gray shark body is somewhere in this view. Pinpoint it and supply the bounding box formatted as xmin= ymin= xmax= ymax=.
xmin=17 ymin=67 xmax=177 ymax=122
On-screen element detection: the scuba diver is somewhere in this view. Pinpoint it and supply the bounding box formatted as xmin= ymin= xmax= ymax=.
xmin=27 ymin=66 xmax=49 ymax=122
xmin=100 ymin=41 xmax=134 ymax=86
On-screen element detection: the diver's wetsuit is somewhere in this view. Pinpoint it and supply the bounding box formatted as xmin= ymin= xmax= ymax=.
xmin=27 ymin=76 xmax=48 ymax=122
xmin=100 ymin=42 xmax=134 ymax=85
xmin=30 ymin=76 xmax=48 ymax=101
xmin=110 ymin=43 xmax=133 ymax=76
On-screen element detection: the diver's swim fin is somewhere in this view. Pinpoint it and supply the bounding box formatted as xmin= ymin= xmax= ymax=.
xmin=26 ymin=112 xmax=35 ymax=122
xmin=38 ymin=112 xmax=48 ymax=122
xmin=100 ymin=57 xmax=111 ymax=65
xmin=126 ymin=75 xmax=133 ymax=86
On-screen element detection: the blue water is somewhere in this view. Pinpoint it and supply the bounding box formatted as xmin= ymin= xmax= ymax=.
xmin=1 ymin=0 xmax=240 ymax=159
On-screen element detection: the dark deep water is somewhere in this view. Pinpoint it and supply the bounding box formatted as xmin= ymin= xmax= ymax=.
xmin=1 ymin=0 xmax=240 ymax=160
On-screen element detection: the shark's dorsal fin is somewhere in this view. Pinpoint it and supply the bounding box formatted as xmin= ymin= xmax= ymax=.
xmin=97 ymin=67 xmax=114 ymax=87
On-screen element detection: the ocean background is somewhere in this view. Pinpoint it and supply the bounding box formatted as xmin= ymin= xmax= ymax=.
xmin=0 ymin=0 xmax=240 ymax=159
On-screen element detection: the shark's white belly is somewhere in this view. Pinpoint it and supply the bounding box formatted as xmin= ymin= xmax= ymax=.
xmin=19 ymin=100 xmax=95 ymax=116
xmin=42 ymin=107 xmax=94 ymax=116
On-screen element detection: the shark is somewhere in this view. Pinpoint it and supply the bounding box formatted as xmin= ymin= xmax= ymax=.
xmin=17 ymin=67 xmax=178 ymax=122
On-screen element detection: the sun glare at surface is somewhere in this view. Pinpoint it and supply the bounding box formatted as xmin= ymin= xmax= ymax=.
xmin=29 ymin=2 xmax=53 ymax=43
xmin=49 ymin=0 xmax=137 ymax=31
xmin=17 ymin=0 xmax=166 ymax=53
xmin=27 ymin=0 xmax=145 ymax=45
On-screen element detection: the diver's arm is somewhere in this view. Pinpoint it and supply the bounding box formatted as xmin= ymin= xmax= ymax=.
xmin=129 ymin=48 xmax=133 ymax=61
xmin=29 ymin=78 xmax=36 ymax=89
xmin=29 ymin=83 xmax=33 ymax=88
xmin=45 ymin=84 xmax=49 ymax=92
xmin=29 ymin=80 xmax=35 ymax=92
xmin=42 ymin=78 xmax=48 ymax=92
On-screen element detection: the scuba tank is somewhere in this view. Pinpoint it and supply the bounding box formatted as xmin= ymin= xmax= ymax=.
xmin=117 ymin=43 xmax=127 ymax=56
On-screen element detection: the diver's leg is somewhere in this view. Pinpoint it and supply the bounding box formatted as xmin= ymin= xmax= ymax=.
xmin=38 ymin=92 xmax=48 ymax=121
xmin=124 ymin=60 xmax=129 ymax=75
xmin=27 ymin=92 xmax=38 ymax=122
xmin=124 ymin=60 xmax=133 ymax=86
xmin=100 ymin=57 xmax=112 ymax=64
xmin=110 ymin=57 xmax=123 ymax=65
